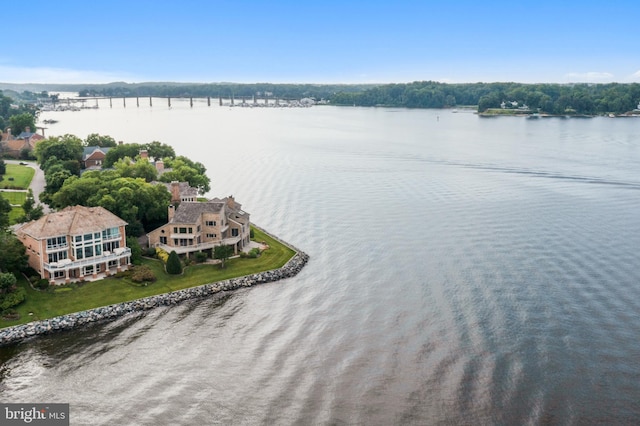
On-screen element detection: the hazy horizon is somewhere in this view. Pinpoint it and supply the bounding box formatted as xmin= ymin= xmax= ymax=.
xmin=2 ymin=0 xmax=639 ymax=85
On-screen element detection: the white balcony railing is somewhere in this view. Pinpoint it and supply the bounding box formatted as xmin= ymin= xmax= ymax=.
xmin=43 ymin=247 xmax=131 ymax=272
xmin=152 ymin=237 xmax=241 ymax=254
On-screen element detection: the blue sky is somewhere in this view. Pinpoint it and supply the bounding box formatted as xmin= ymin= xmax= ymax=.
xmin=2 ymin=0 xmax=639 ymax=84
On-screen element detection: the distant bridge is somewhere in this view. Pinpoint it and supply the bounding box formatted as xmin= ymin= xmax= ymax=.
xmin=44 ymin=95 xmax=311 ymax=109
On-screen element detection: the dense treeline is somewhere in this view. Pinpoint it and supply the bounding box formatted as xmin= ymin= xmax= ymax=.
xmin=0 ymin=90 xmax=39 ymax=134
xmin=77 ymin=82 xmax=374 ymax=100
xmin=34 ymin=134 xmax=210 ymax=236
xmin=330 ymin=81 xmax=640 ymax=115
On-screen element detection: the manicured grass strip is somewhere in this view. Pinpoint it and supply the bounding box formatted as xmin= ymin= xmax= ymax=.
xmin=0 ymin=191 xmax=27 ymax=205
xmin=9 ymin=207 xmax=24 ymax=224
xmin=1 ymin=226 xmax=296 ymax=328
xmin=0 ymin=164 xmax=35 ymax=189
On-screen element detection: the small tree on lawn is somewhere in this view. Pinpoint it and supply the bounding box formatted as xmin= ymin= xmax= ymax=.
xmin=166 ymin=250 xmax=182 ymax=274
xmin=214 ymin=244 xmax=234 ymax=269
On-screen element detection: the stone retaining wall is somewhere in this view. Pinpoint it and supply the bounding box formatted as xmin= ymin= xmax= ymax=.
xmin=0 ymin=245 xmax=309 ymax=346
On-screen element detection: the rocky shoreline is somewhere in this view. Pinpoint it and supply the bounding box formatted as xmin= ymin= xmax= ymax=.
xmin=0 ymin=247 xmax=309 ymax=346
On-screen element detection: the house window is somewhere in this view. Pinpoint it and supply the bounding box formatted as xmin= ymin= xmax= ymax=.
xmin=48 ymin=251 xmax=68 ymax=263
xmin=53 ymin=271 xmax=65 ymax=279
xmin=232 ymin=228 xmax=239 ymax=237
xmin=103 ymin=241 xmax=120 ymax=252
xmin=108 ymin=260 xmax=118 ymax=268
xmin=188 ymin=227 xmax=193 ymax=234
xmin=102 ymin=227 xmax=120 ymax=240
xmin=173 ymin=227 xmax=178 ymax=233
xmin=206 ymin=221 xmax=216 ymax=226
xmin=206 ymin=233 xmax=217 ymax=238
xmin=84 ymin=265 xmax=94 ymax=275
xmin=179 ymin=227 xmax=187 ymax=234
xmin=47 ymin=236 xmax=68 ymax=250
xmin=160 ymin=236 xmax=167 ymax=244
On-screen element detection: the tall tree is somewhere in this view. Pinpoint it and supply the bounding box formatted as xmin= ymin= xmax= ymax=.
xmin=0 ymin=197 xmax=11 ymax=230
xmin=0 ymin=233 xmax=28 ymax=273
xmin=85 ymin=133 xmax=117 ymax=147
xmin=8 ymin=112 xmax=36 ymax=135
xmin=214 ymin=245 xmax=234 ymax=269
xmin=166 ymin=250 xmax=182 ymax=274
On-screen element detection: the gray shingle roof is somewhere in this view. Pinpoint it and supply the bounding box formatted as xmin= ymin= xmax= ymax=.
xmin=171 ymin=201 xmax=224 ymax=223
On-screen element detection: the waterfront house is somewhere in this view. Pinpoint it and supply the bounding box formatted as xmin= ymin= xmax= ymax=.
xmin=0 ymin=127 xmax=44 ymax=158
xmin=82 ymin=146 xmax=111 ymax=169
xmin=147 ymin=192 xmax=250 ymax=257
xmin=15 ymin=206 xmax=131 ymax=284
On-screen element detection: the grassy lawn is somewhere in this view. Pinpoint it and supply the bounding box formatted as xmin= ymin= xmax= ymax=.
xmin=0 ymin=163 xmax=35 ymax=189
xmin=0 ymin=191 xmax=27 ymax=205
xmin=9 ymin=206 xmax=25 ymax=224
xmin=1 ymin=227 xmax=297 ymax=328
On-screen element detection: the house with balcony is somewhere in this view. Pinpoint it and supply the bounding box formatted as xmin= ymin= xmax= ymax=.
xmin=15 ymin=205 xmax=131 ymax=284
xmin=146 ymin=194 xmax=250 ymax=257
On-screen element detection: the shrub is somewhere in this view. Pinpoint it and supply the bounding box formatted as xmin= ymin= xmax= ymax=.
xmin=248 ymin=247 xmax=261 ymax=258
xmin=250 ymin=228 xmax=255 ymax=239
xmin=131 ymin=265 xmax=156 ymax=283
xmin=0 ymin=287 xmax=26 ymax=312
xmin=156 ymin=247 xmax=169 ymax=263
xmin=144 ymin=247 xmax=157 ymax=257
xmin=35 ymin=279 xmax=50 ymax=290
xmin=166 ymin=251 xmax=182 ymax=275
xmin=194 ymin=252 xmax=208 ymax=263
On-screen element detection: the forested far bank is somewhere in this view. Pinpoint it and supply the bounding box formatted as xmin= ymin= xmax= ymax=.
xmin=330 ymin=81 xmax=640 ymax=115
xmin=4 ymin=81 xmax=640 ymax=116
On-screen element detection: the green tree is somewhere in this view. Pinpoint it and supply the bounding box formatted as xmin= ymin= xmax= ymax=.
xmin=103 ymin=143 xmax=144 ymax=168
xmin=8 ymin=112 xmax=36 ymax=135
xmin=85 ymin=133 xmax=117 ymax=147
xmin=0 ymin=197 xmax=11 ymax=230
xmin=0 ymin=159 xmax=6 ymax=175
xmin=17 ymin=189 xmax=44 ymax=223
xmin=34 ymin=134 xmax=83 ymax=165
xmin=114 ymin=157 xmax=158 ymax=182
xmin=160 ymin=157 xmax=211 ymax=194
xmin=166 ymin=250 xmax=182 ymax=274
xmin=0 ymin=272 xmax=17 ymax=292
xmin=0 ymin=233 xmax=28 ymax=273
xmin=146 ymin=141 xmax=176 ymax=160
xmin=214 ymin=245 xmax=234 ymax=269
xmin=126 ymin=236 xmax=143 ymax=265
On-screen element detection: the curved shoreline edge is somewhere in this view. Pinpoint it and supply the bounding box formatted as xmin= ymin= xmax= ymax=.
xmin=0 ymin=226 xmax=309 ymax=347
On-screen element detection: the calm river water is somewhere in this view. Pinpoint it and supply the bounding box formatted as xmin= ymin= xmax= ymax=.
xmin=1 ymin=101 xmax=640 ymax=425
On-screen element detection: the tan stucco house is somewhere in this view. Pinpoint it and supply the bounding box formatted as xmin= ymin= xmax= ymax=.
xmin=147 ymin=191 xmax=251 ymax=257
xmin=15 ymin=205 xmax=131 ymax=284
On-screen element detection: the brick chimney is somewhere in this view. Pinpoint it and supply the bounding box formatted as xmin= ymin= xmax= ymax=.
xmin=139 ymin=149 xmax=149 ymax=159
xmin=168 ymin=204 xmax=175 ymax=221
xmin=226 ymin=195 xmax=236 ymax=209
xmin=155 ymin=159 xmax=164 ymax=174
xmin=170 ymin=181 xmax=180 ymax=203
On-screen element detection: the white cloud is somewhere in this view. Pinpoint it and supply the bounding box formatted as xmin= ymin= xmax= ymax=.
xmin=564 ymin=71 xmax=615 ymax=83
xmin=0 ymin=65 xmax=136 ymax=84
